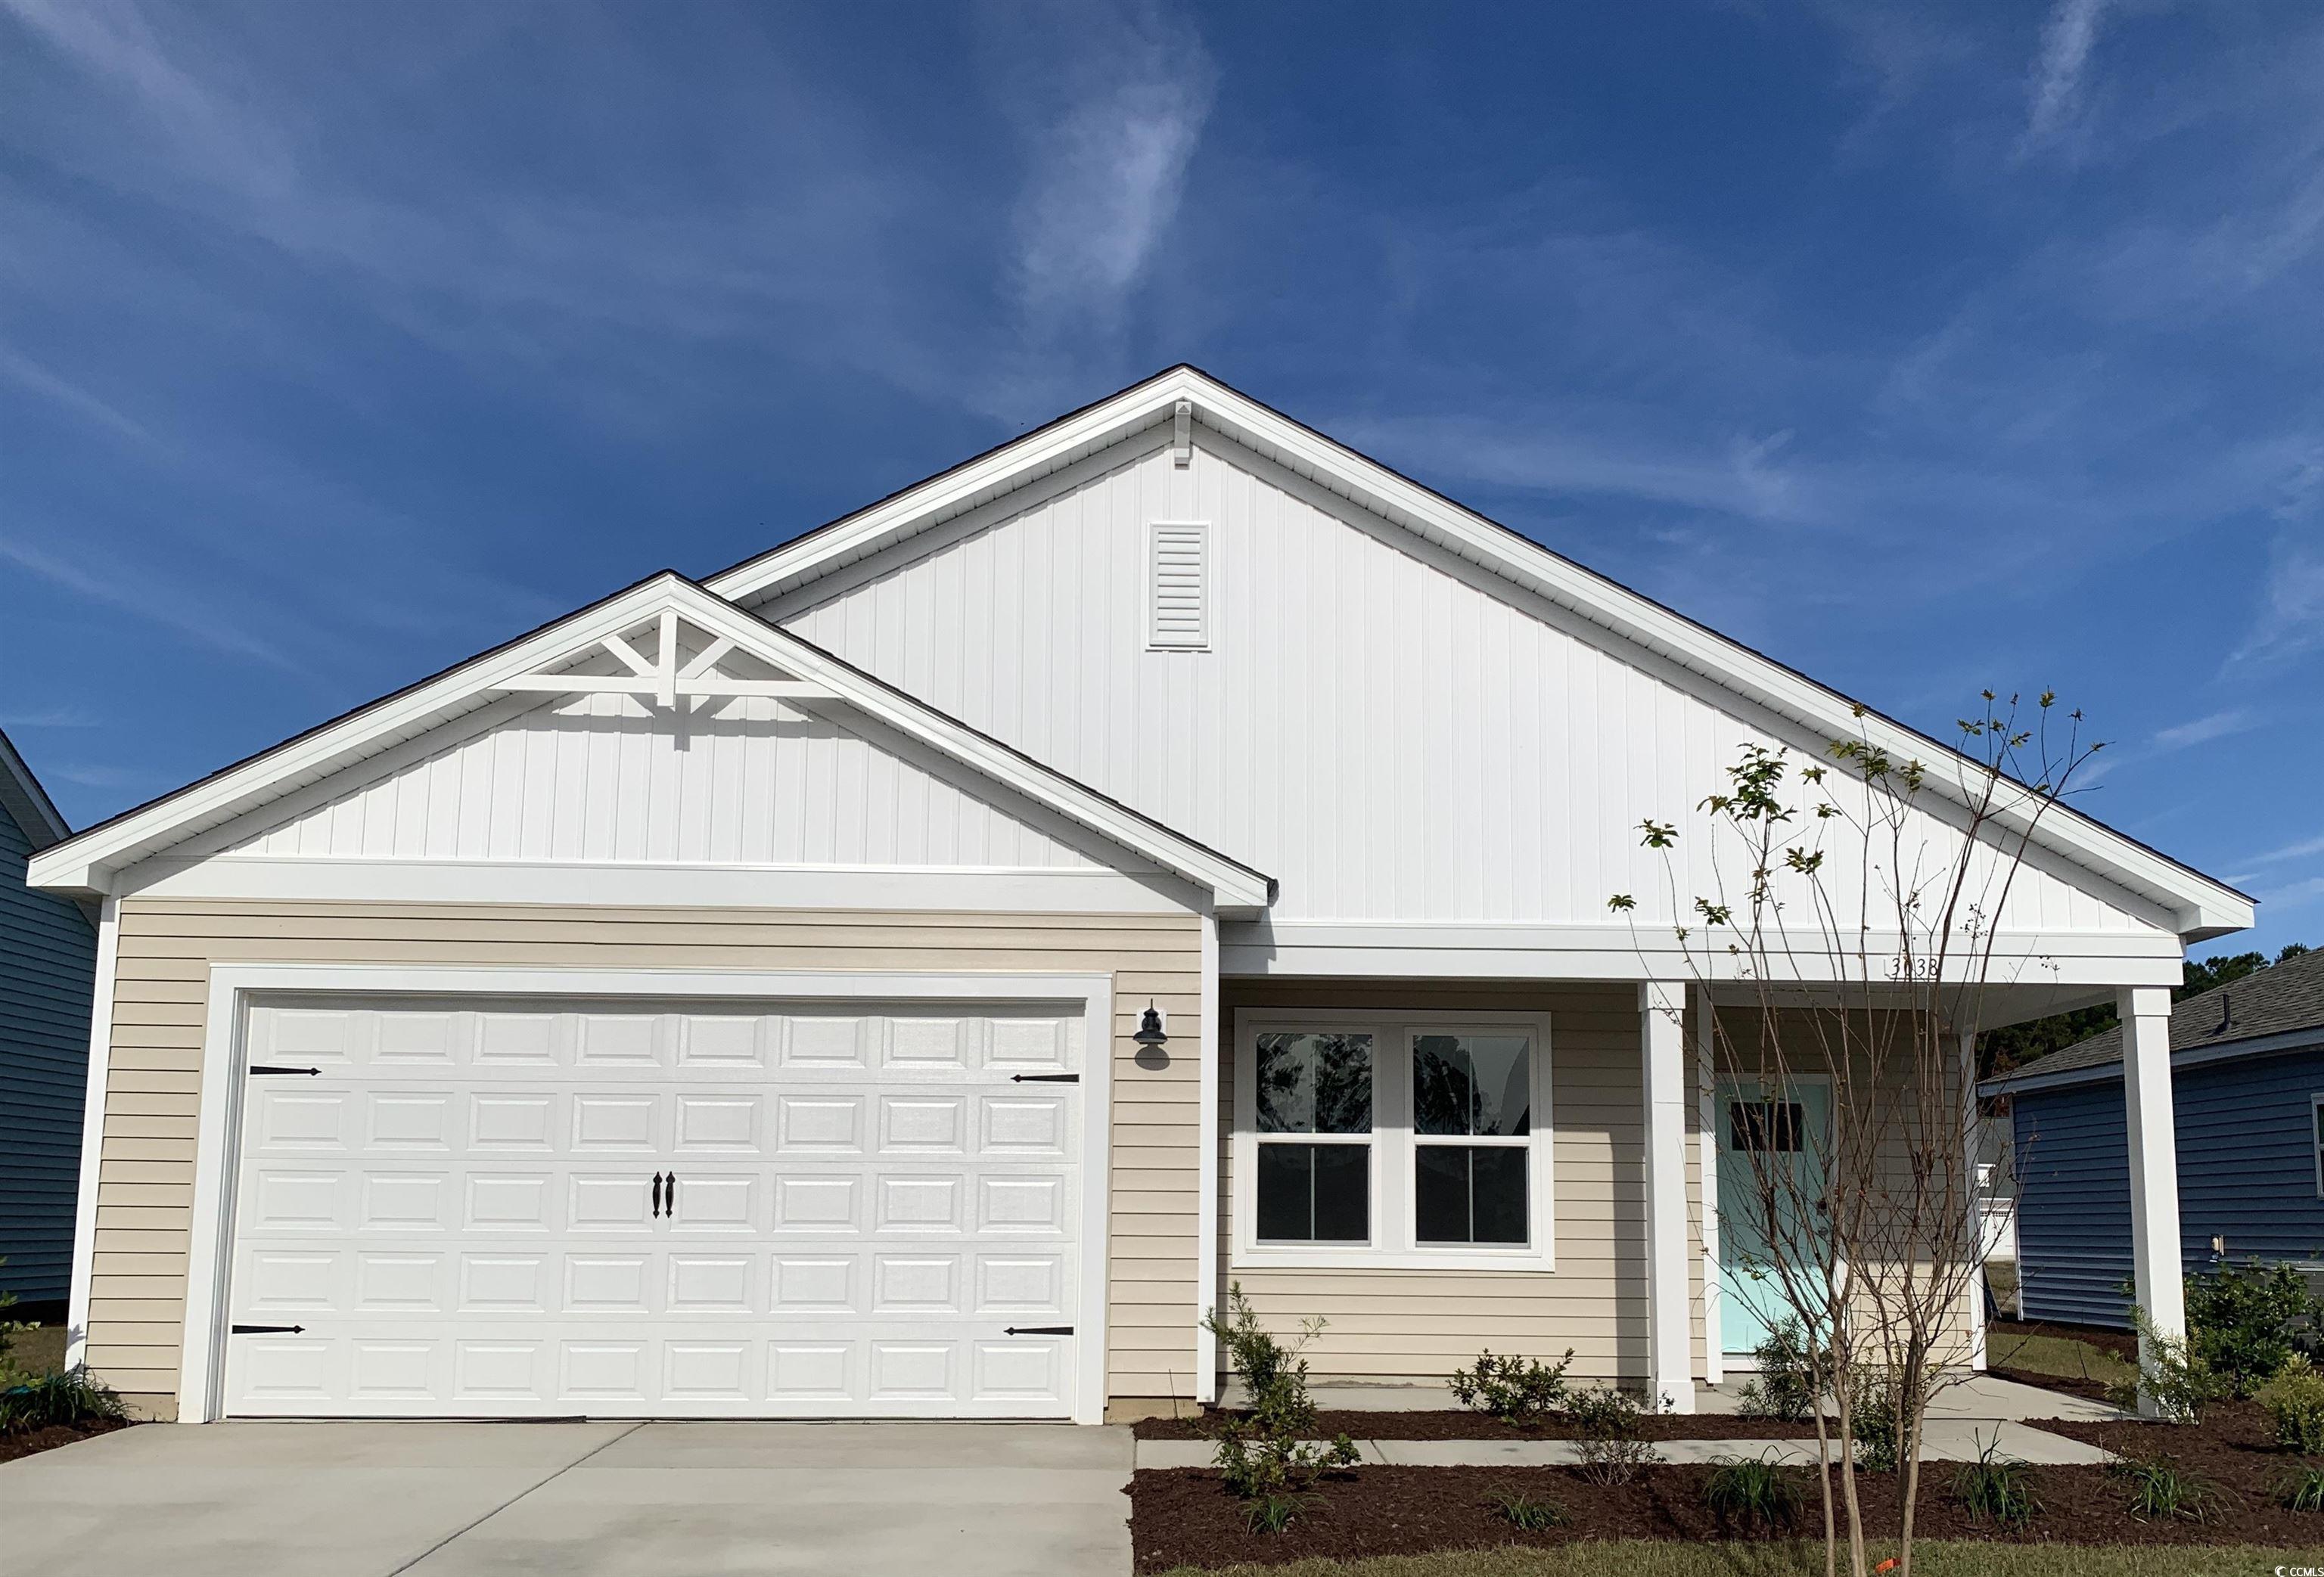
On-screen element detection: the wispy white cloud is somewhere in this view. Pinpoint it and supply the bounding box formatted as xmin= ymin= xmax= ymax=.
xmin=2152 ymin=708 xmax=2258 ymax=750
xmin=2021 ymin=0 xmax=2110 ymax=154
xmin=0 ymin=532 xmax=301 ymax=672
xmin=0 ymin=706 xmax=102 ymax=728
xmin=2244 ymin=830 xmax=2324 ymax=868
xmin=1010 ymin=54 xmax=1214 ymax=326
xmin=2232 ymin=529 xmax=2324 ymax=666
xmin=0 ymin=344 xmax=155 ymax=445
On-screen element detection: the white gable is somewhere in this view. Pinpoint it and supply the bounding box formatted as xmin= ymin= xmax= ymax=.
xmin=759 ymin=428 xmax=2171 ymax=936
xmin=204 ymin=688 xmax=1118 ymax=871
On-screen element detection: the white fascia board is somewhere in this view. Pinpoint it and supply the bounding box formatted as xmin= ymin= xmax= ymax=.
xmin=31 ymin=571 xmax=1272 ymax=915
xmin=707 ymin=366 xmax=2247 ymax=942
xmin=28 ymin=576 xmax=700 ymax=894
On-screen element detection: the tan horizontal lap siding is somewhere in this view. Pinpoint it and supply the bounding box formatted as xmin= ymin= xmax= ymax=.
xmin=93 ymin=899 xmax=1204 ymax=1420
xmin=1216 ymin=981 xmax=1706 ymax=1392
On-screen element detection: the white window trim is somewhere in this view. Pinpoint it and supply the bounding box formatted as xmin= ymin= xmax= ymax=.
xmin=2311 ymin=1092 xmax=2324 ymax=1199
xmin=1231 ymin=1009 xmax=1554 ymax=1273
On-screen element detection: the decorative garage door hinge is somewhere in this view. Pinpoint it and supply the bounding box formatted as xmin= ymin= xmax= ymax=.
xmin=247 ymin=1064 xmax=321 ymax=1076
xmin=1002 ymin=1326 xmax=1073 ymax=1336
xmin=1009 ymin=1073 xmax=1079 ymax=1083
xmin=231 ymin=1324 xmax=307 ymax=1335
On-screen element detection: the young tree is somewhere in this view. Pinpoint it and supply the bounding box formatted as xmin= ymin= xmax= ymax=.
xmin=1611 ymin=692 xmax=2103 ymax=1577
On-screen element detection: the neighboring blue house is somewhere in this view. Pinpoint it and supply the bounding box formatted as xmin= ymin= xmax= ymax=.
xmin=0 ymin=729 xmax=96 ymax=1312
xmin=1982 ymin=948 xmax=2324 ymax=1328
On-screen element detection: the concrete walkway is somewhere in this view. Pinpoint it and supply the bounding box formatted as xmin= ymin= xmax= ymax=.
xmin=0 ymin=1420 xmax=1135 ymax=1577
xmin=1146 ymin=1372 xmax=2125 ymax=1470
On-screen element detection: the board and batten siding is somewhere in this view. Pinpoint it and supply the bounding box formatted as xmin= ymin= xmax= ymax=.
xmin=2015 ymin=1045 xmax=2324 ymax=1328
xmin=200 ymin=688 xmax=1116 ymax=873
xmin=767 ymin=430 xmax=2162 ymax=936
xmin=0 ymin=802 xmax=97 ymax=1303
xmin=1214 ymin=981 xmax=1707 ymax=1387
xmin=88 ymin=899 xmax=1201 ymax=1419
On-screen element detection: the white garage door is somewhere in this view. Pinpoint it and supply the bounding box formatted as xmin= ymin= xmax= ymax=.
xmin=220 ymin=995 xmax=1094 ymax=1419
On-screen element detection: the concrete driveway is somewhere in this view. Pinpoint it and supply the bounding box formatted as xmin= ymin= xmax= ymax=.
xmin=0 ymin=1419 xmax=1135 ymax=1576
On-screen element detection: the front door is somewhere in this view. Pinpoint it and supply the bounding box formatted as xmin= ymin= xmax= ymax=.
xmin=1715 ymin=1079 xmax=1831 ymax=1357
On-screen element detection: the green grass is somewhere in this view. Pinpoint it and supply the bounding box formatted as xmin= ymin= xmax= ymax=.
xmin=1984 ymin=1330 xmax=2136 ymax=1389
xmin=1150 ymin=1542 xmax=2313 ymax=1577
xmin=3 ymin=1325 xmax=70 ymax=1379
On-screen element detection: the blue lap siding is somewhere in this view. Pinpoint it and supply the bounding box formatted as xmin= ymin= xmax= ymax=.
xmin=2012 ymin=1045 xmax=2324 ymax=1327
xmin=0 ymin=803 xmax=95 ymax=1305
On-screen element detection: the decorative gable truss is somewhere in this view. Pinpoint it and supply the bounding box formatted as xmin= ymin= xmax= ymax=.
xmin=493 ymin=607 xmax=838 ymax=712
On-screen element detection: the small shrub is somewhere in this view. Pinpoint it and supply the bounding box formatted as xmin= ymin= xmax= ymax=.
xmin=1953 ymin=1432 xmax=2040 ymax=1530
xmin=0 ymin=1366 xmax=127 ymax=1434
xmin=1847 ymin=1367 xmax=1903 ymax=1475
xmin=1203 ymin=1284 xmax=1360 ymax=1500
xmin=2184 ymin=1259 xmax=2321 ymax=1398
xmin=2279 ymin=1467 xmax=2324 ymax=1513
xmin=1704 ymin=1454 xmax=1801 ymax=1531
xmin=1449 ymin=1348 xmax=1574 ymax=1426
xmin=1737 ymin=1319 xmax=1819 ymax=1423
xmin=1565 ymin=1385 xmax=1662 ymax=1486
xmin=2260 ymin=1354 xmax=2324 ymax=1453
xmin=2112 ymin=1454 xmax=2220 ymax=1523
xmin=2105 ymin=1307 xmax=2227 ymax=1423
xmin=1243 ymin=1492 xmax=1310 ymax=1534
xmin=1492 ymin=1487 xmax=1566 ymax=1530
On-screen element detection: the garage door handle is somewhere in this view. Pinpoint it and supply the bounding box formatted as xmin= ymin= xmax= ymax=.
xmin=1003 ymin=1326 xmax=1073 ymax=1336
xmin=231 ymin=1324 xmax=306 ymax=1335
xmin=1011 ymin=1073 xmax=1079 ymax=1083
xmin=651 ymin=1172 xmax=665 ymax=1218
xmin=665 ymin=1172 xmax=677 ymax=1215
xmin=248 ymin=1065 xmax=321 ymax=1076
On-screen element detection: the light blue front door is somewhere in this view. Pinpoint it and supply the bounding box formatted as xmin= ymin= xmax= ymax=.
xmin=1716 ymin=1080 xmax=1832 ymax=1356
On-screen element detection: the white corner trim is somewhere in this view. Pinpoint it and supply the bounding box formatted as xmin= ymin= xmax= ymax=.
xmin=1640 ymin=982 xmax=1694 ymax=1413
xmin=174 ymin=964 xmax=1115 ymax=1426
xmin=1195 ymin=907 xmax=1221 ymax=1402
xmin=1695 ymin=991 xmax=1722 ymax=1388
xmin=64 ymin=896 xmax=119 ymax=1372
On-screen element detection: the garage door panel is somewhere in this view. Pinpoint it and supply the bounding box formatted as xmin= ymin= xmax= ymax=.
xmin=224 ymin=995 xmax=1089 ymax=1419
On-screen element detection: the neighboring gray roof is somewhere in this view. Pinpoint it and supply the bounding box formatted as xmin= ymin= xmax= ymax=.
xmin=1985 ymin=948 xmax=2324 ymax=1094
xmin=0 ymin=728 xmax=72 ymax=849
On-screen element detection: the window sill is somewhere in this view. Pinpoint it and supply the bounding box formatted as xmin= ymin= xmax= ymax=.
xmin=1229 ymin=1247 xmax=1557 ymax=1274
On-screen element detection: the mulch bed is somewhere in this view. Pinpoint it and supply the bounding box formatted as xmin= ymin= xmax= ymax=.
xmin=1135 ymin=1408 xmax=1825 ymax=1441
xmin=1130 ymin=1450 xmax=2324 ymax=1571
xmin=0 ymin=1417 xmax=133 ymax=1464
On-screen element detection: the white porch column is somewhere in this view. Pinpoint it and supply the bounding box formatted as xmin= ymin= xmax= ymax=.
xmin=1641 ymin=981 xmax=1695 ymax=1413
xmin=2120 ymin=985 xmax=2186 ymax=1417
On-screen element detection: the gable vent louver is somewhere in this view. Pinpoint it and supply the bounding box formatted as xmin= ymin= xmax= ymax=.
xmin=1148 ymin=520 xmax=1210 ymax=650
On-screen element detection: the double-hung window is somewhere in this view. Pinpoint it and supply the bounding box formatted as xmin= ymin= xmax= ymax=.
xmin=1235 ymin=1012 xmax=1552 ymax=1271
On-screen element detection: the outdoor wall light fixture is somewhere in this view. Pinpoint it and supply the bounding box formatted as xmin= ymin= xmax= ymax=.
xmin=1132 ymin=1002 xmax=1169 ymax=1047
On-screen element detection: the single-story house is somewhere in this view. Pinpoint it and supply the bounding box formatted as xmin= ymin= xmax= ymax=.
xmin=28 ymin=367 xmax=2251 ymax=1425
xmin=1982 ymin=948 xmax=2324 ymax=1327
xmin=1 ymin=728 xmax=98 ymax=1312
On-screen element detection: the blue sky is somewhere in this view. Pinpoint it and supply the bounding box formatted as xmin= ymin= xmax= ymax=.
xmin=2 ymin=1 xmax=2319 ymax=958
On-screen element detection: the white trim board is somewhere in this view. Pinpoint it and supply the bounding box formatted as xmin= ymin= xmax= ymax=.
xmin=178 ymin=964 xmax=1116 ymax=1426
xmin=63 ymin=896 xmax=119 ymax=1371
xmin=119 ymin=855 xmax=1206 ymax=914
xmin=709 ymin=366 xmax=2248 ymax=942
